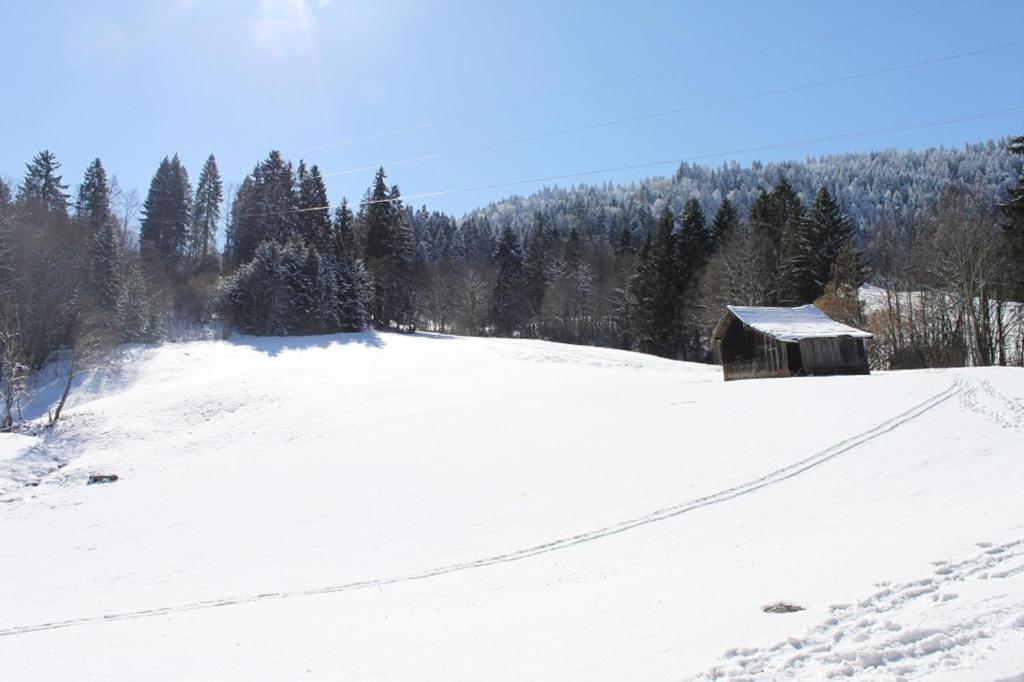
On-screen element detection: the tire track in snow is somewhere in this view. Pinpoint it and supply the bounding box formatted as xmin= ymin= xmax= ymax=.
xmin=0 ymin=376 xmax=964 ymax=638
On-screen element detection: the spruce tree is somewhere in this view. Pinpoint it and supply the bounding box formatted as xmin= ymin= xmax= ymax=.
xmin=114 ymin=258 xmax=155 ymax=342
xmin=1000 ymin=135 xmax=1024 ymax=298
xmin=523 ymin=214 xmax=553 ymax=321
xmin=635 ymin=209 xmax=678 ymax=357
xmin=615 ymin=222 xmax=636 ymax=256
xmin=17 ymin=150 xmax=69 ymax=215
xmin=0 ymin=179 xmax=12 ymax=281
xmin=359 ymin=170 xmax=415 ymax=329
xmin=296 ymin=163 xmax=334 ymax=256
xmin=75 ymin=159 xmax=121 ymax=311
xmin=676 ymin=198 xmax=710 ymax=280
xmin=709 ymin=198 xmax=739 ymax=250
xmin=780 ymin=207 xmax=817 ymax=304
xmin=490 ymin=225 xmax=527 ymax=335
xmin=191 ymin=154 xmax=223 ymax=270
xmin=333 ymin=199 xmax=357 ymax=258
xmin=227 ymin=151 xmax=297 ymax=267
xmin=363 ymin=167 xmax=394 ymax=261
xmin=806 ymin=186 xmax=854 ymax=291
xmin=140 ymin=155 xmax=192 ymax=269
xmin=222 ymin=174 xmax=254 ymax=271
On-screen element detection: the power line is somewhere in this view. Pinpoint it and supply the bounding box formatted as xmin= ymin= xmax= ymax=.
xmin=226 ymin=104 xmax=1024 ymax=221
xmin=321 ymin=39 xmax=1024 ymax=179
xmin=300 ymin=0 xmax=981 ymax=155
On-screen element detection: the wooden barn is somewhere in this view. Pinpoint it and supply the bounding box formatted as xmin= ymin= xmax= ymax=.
xmin=712 ymin=304 xmax=872 ymax=381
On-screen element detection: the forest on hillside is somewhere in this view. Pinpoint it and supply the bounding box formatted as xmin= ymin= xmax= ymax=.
xmin=1 ymin=137 xmax=1023 ymax=429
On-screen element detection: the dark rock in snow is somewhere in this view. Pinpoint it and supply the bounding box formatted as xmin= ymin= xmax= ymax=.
xmin=763 ymin=602 xmax=804 ymax=614
xmin=87 ymin=474 xmax=119 ymax=485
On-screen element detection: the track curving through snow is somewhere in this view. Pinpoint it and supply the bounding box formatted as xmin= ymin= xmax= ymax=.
xmin=0 ymin=375 xmax=965 ymax=639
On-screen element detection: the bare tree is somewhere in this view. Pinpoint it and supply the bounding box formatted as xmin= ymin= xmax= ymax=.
xmin=110 ymin=175 xmax=140 ymax=248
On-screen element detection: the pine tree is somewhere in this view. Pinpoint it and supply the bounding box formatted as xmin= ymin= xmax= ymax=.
xmin=709 ymin=198 xmax=739 ymax=250
xmin=75 ymin=159 xmax=121 ymax=311
xmin=140 ymin=155 xmax=192 ymax=269
xmin=191 ymin=154 xmax=223 ymax=270
xmin=17 ymin=150 xmax=69 ymax=215
xmin=489 ymin=225 xmax=527 ymax=335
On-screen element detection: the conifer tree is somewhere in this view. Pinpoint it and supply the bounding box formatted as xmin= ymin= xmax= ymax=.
xmin=806 ymin=186 xmax=854 ymax=290
xmin=676 ymin=198 xmax=710 ymax=281
xmin=296 ymin=163 xmax=334 ymax=256
xmin=363 ymin=167 xmax=394 ymax=261
xmin=191 ymin=154 xmax=223 ymax=270
xmin=523 ymin=214 xmax=553 ymax=321
xmin=17 ymin=150 xmax=69 ymax=215
xmin=223 ymin=175 xmax=254 ymax=271
xmin=140 ymin=155 xmax=192 ymax=269
xmin=75 ymin=159 xmax=121 ymax=311
xmin=489 ymin=225 xmax=527 ymax=335
xmin=709 ymin=198 xmax=739 ymax=249
xmin=0 ymin=179 xmax=13 ymax=283
xmin=615 ymin=222 xmax=636 ymax=256
xmin=359 ymin=169 xmax=415 ymax=329
xmin=335 ymin=255 xmax=369 ymax=331
xmin=1000 ymin=135 xmax=1024 ymax=298
xmin=227 ymin=151 xmax=297 ymax=268
xmin=779 ymin=206 xmax=817 ymax=304
xmin=114 ymin=258 xmax=155 ymax=342
xmin=333 ymin=199 xmax=357 ymax=258
xmin=635 ymin=209 xmax=678 ymax=357
xmin=750 ymin=178 xmax=801 ymax=245
xmin=674 ymin=198 xmax=711 ymax=359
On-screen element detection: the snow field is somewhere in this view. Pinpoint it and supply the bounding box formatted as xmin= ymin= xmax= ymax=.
xmin=0 ymin=332 xmax=1022 ymax=680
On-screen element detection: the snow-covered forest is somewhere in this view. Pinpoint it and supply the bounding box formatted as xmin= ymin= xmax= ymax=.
xmin=2 ymin=137 xmax=1023 ymax=429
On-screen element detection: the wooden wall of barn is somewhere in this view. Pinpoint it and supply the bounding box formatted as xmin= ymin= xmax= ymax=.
xmin=720 ymin=328 xmax=793 ymax=381
xmin=797 ymin=336 xmax=870 ymax=375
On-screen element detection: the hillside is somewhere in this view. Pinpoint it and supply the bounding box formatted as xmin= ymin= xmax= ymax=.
xmin=1 ymin=333 xmax=1023 ymax=680
xmin=458 ymin=140 xmax=1021 ymax=238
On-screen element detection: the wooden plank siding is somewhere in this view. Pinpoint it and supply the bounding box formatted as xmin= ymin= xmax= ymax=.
xmin=798 ymin=336 xmax=870 ymax=376
xmin=720 ymin=326 xmax=794 ymax=381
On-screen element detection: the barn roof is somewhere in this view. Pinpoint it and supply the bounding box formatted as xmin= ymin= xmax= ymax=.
xmin=722 ymin=304 xmax=873 ymax=342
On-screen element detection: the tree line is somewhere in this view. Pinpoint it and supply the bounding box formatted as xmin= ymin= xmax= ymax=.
xmin=1 ymin=137 xmax=1022 ymax=428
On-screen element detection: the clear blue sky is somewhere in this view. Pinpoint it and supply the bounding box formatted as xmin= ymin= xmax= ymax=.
xmin=1 ymin=0 xmax=1021 ymax=218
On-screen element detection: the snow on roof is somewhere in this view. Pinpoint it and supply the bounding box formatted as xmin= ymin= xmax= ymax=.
xmin=726 ymin=304 xmax=872 ymax=342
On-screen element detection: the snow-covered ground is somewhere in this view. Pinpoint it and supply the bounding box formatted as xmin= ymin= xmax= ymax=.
xmin=1 ymin=332 xmax=1022 ymax=680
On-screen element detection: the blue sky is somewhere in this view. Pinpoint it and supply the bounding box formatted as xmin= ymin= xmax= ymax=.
xmin=1 ymin=0 xmax=1021 ymax=217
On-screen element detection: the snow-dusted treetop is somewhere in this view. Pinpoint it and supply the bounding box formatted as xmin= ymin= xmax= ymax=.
xmin=726 ymin=304 xmax=873 ymax=342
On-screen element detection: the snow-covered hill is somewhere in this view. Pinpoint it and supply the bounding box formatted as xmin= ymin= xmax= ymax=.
xmin=1 ymin=333 xmax=1022 ymax=680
